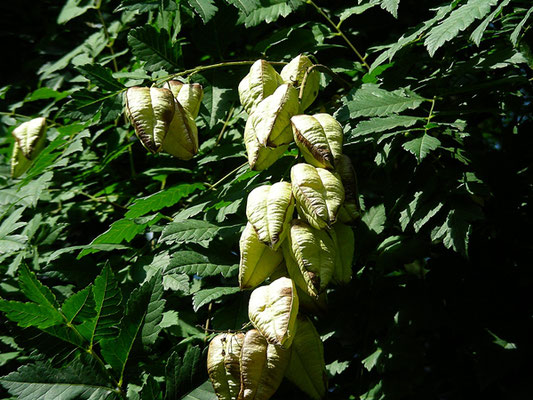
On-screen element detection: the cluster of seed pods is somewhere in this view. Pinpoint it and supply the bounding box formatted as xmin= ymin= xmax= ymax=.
xmin=207 ymin=55 xmax=361 ymax=400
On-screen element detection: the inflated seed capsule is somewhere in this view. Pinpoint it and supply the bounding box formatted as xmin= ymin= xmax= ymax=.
xmin=164 ymin=80 xmax=204 ymax=119
xmin=336 ymin=154 xmax=362 ymax=224
xmin=280 ymin=54 xmax=320 ymax=112
xmin=10 ymin=117 xmax=47 ymax=178
xmin=244 ymin=118 xmax=288 ymax=171
xmin=239 ymin=60 xmax=284 ymax=115
xmin=162 ymin=100 xmax=198 ymax=160
xmin=207 ymin=332 xmax=245 ymax=400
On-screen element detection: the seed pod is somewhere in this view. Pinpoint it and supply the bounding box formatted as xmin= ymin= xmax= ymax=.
xmin=239 ymin=329 xmax=291 ymax=400
xmin=285 ymin=316 xmax=327 ymax=400
xmin=291 ymin=113 xmax=343 ymax=169
xmin=291 ymin=163 xmax=345 ymax=229
xmin=164 ymin=81 xmax=204 ymax=118
xmin=246 ymin=182 xmax=295 ymax=250
xmin=248 ymin=277 xmax=299 ymax=348
xmin=328 ymin=222 xmax=355 ymax=284
xmin=239 ymin=223 xmax=284 ymax=290
xmin=244 ymin=118 xmax=288 ymax=171
xmin=10 ymin=117 xmax=47 ymax=178
xmin=162 ymin=101 xmax=198 ymax=160
xmin=282 ymin=220 xmax=336 ymax=299
xmin=208 ymin=332 xmax=245 ymax=400
xmin=336 ymin=155 xmax=361 ymax=223
xmin=248 ymin=84 xmax=299 ymax=148
xmin=125 ymin=87 xmax=175 ymax=153
xmin=280 ymin=54 xmax=320 ymax=112
xmin=239 ymin=60 xmax=284 ymax=115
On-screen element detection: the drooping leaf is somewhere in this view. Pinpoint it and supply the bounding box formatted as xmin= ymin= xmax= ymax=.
xmin=349 ymin=115 xmax=423 ymax=140
xmin=0 ymin=301 xmax=63 ymax=329
xmin=470 ymin=0 xmax=511 ymax=46
xmin=380 ymin=0 xmax=400 ymax=18
xmin=239 ymin=1 xmax=294 ymax=27
xmin=165 ymin=346 xmax=202 ymax=399
xmin=159 ymin=219 xmax=221 ymax=246
xmin=57 ymin=0 xmax=95 ymax=24
xmin=224 ymin=0 xmax=260 ymax=15
xmin=77 ymin=64 xmax=125 ymax=92
xmin=166 ymin=250 xmax=238 ymax=278
xmin=510 ymin=6 xmax=533 ymax=46
xmin=187 ymin=0 xmax=218 ymax=23
xmin=192 ymin=287 xmax=240 ymax=311
xmin=402 ymin=133 xmax=441 ymax=162
xmin=361 ymin=204 xmax=386 ymax=234
xmin=128 ymin=25 xmax=181 ymax=71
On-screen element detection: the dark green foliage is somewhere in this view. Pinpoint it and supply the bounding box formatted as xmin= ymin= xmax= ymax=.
xmin=1 ymin=0 xmax=532 ymax=399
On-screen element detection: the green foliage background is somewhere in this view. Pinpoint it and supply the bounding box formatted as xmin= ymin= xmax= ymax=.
xmin=1 ymin=0 xmax=532 ymax=398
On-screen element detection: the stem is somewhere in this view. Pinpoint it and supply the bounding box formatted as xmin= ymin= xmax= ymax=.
xmin=0 ymin=112 xmax=63 ymax=127
xmin=95 ymin=5 xmax=119 ymax=73
xmin=424 ymin=97 xmax=437 ymax=134
xmin=215 ymin=106 xmax=235 ymax=146
xmin=306 ymin=0 xmax=370 ymax=70
xmin=209 ymin=162 xmax=248 ymax=191
xmin=78 ymin=190 xmax=127 ymax=210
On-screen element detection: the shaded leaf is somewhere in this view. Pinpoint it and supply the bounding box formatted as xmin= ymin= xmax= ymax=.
xmin=77 ymin=64 xmax=125 ymax=91
xmin=188 ymin=0 xmax=218 ymax=23
xmin=166 ymin=250 xmax=238 ymax=278
xmin=89 ymin=266 xmax=123 ymax=343
xmin=159 ymin=220 xmax=221 ymax=246
xmin=511 ymin=6 xmax=533 ymax=46
xmin=165 ymin=346 xmax=202 ymax=399
xmin=402 ymin=133 xmax=441 ymax=162
xmin=128 ymin=25 xmax=181 ymax=71
xmin=0 ymin=301 xmax=63 ymax=329
xmin=361 ymin=204 xmax=386 ymax=234
xmin=61 ymin=286 xmax=96 ymax=324
xmin=192 ymin=287 xmax=240 ymax=311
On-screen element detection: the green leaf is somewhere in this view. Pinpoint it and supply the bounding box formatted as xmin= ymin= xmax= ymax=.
xmin=166 ymin=251 xmax=238 ymax=278
xmin=140 ymin=376 xmax=163 ymax=400
xmin=361 ymin=204 xmax=386 ymax=234
xmin=380 ymin=0 xmax=399 ymax=18
xmin=61 ymin=286 xmax=96 ymax=324
xmin=165 ymin=346 xmax=202 ymax=399
xmin=100 ymin=272 xmax=164 ymax=379
xmin=61 ymin=89 xmax=121 ymax=121
xmin=349 ymin=115 xmax=422 ymax=139
xmin=159 ymin=219 xmax=221 ymax=246
xmin=125 ymin=183 xmax=205 ymax=219
xmin=18 ymin=264 xmax=59 ymax=309
xmin=336 ymin=84 xmax=425 ymax=120
xmin=402 ymin=133 xmax=441 ymax=162
xmin=326 ymin=360 xmax=350 ymax=376
xmin=239 ymin=1 xmax=294 ymax=27
xmin=224 ymin=0 xmax=260 ymax=14
xmin=128 ymin=25 xmax=181 ymax=71
xmin=0 ymin=301 xmax=63 ymax=329
xmin=362 ymin=348 xmax=382 ymax=371
xmin=511 ymin=6 xmax=533 ymax=46
xmin=188 ymin=0 xmax=218 ymax=23
xmin=162 ymin=273 xmax=190 ymax=292
xmin=0 ymin=360 xmax=116 ymax=400
xmin=399 ymin=191 xmax=444 ymax=232
xmin=424 ymin=0 xmax=499 ymax=57
xmin=192 ymin=287 xmax=240 ymax=311
xmin=76 ymin=64 xmax=125 ymax=91
xmin=181 ymin=381 xmax=216 ymax=400
xmin=201 ymin=84 xmax=233 ymax=129
xmin=470 ymin=0 xmax=511 ymax=46
xmin=57 ymin=0 xmax=95 ymax=24
xmin=47 ymin=244 xmax=130 ymax=263
xmin=338 ymin=4 xmax=377 ymax=22
xmin=26 ymin=88 xmax=70 ymax=102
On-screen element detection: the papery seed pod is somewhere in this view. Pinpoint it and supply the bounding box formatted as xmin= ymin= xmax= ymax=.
xmin=164 ymin=80 xmax=204 ymax=118
xmin=162 ymin=101 xmax=198 ymax=160
xmin=239 ymin=60 xmax=284 ymax=115
xmin=282 ymin=220 xmax=336 ymax=299
xmin=328 ymin=222 xmax=355 ymax=284
xmin=248 ymin=277 xmax=299 ymax=348
xmin=208 ymin=332 xmax=245 ymax=400
xmin=336 ymin=154 xmax=361 ymax=223
xmin=239 ymin=329 xmax=291 ymax=400
xmin=239 ymin=223 xmax=284 ymax=290
xmin=246 ymin=182 xmax=295 ymax=250
xmin=291 ymin=113 xmax=343 ymax=169
xmin=280 ymin=54 xmax=320 ymax=112
xmin=285 ymin=316 xmax=327 ymax=400
xmin=249 ymin=84 xmax=299 ymax=148
xmin=10 ymin=117 xmax=47 ymax=178
xmin=244 ymin=118 xmax=288 ymax=171
xmin=291 ymin=163 xmax=345 ymax=229
xmin=125 ymin=87 xmax=175 ymax=153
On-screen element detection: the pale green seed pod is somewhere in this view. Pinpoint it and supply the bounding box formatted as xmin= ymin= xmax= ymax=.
xmin=336 ymin=154 xmax=361 ymax=224
xmin=280 ymin=54 xmax=320 ymax=112
xmin=249 ymin=83 xmax=299 ymax=148
xmin=285 ymin=316 xmax=327 ymax=400
xmin=282 ymin=220 xmax=336 ymax=299
xmin=239 ymin=60 xmax=284 ymax=115
xmin=10 ymin=117 xmax=47 ymax=178
xmin=291 ymin=163 xmax=345 ymax=229
xmin=164 ymin=80 xmax=204 ymax=119
xmin=125 ymin=87 xmax=175 ymax=153
xmin=291 ymin=113 xmax=343 ymax=169
xmin=248 ymin=277 xmax=299 ymax=348
xmin=244 ymin=118 xmax=288 ymax=171
xmin=239 ymin=329 xmax=291 ymax=400
xmin=329 ymin=222 xmax=355 ymax=284
xmin=246 ymin=182 xmax=295 ymax=250
xmin=208 ymin=332 xmax=245 ymax=400
xmin=239 ymin=223 xmax=284 ymax=290
xmin=162 ymin=101 xmax=198 ymax=160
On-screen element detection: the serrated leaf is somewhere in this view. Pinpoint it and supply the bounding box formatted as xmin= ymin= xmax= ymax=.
xmin=0 ymin=301 xmax=63 ymax=329
xmin=188 ymin=0 xmax=218 ymax=23
xmin=470 ymin=0 xmax=510 ymax=46
xmin=141 ymin=376 xmax=163 ymax=400
xmin=425 ymin=0 xmax=499 ymax=57
xmin=338 ymin=4 xmax=377 ymax=22
xmin=349 ymin=115 xmax=422 ymax=139
xmin=511 ymin=6 xmax=533 ymax=46
xmin=326 ymin=360 xmax=350 ymax=376
xmin=0 ymin=359 xmax=116 ymax=400
xmin=362 ymin=204 xmax=386 ymax=234
xmin=181 ymin=381 xmax=216 ymax=400
xmin=159 ymin=219 xmax=221 ymax=246
xmin=125 ymin=183 xmax=205 ymax=219
xmin=362 ymin=348 xmax=382 ymax=371
xmin=18 ymin=264 xmax=59 ymax=309
xmin=0 ymin=207 xmax=26 ymax=238
xmin=239 ymin=1 xmax=293 ymax=27
xmin=166 ymin=250 xmax=238 ymax=278
xmin=57 ymin=0 xmax=94 ymax=24
xmin=100 ymin=272 xmax=164 ymax=379
xmin=336 ymin=84 xmax=425 ymax=120
xmin=77 ymin=64 xmax=125 ymax=91
xmin=128 ymin=25 xmax=181 ymax=71
xmin=224 ymin=0 xmax=260 ymax=14
xmin=165 ymin=346 xmax=202 ymax=399
xmin=380 ymin=0 xmax=399 ymax=18
xmin=402 ymin=133 xmax=441 ymax=162
xmin=61 ymin=89 xmax=121 ymax=121
xmin=162 ymin=273 xmax=190 ymax=292
xmin=399 ymin=191 xmax=444 ymax=232
xmin=61 ymin=286 xmax=96 ymax=324
xmin=47 ymin=244 xmax=130 ymax=264
xmin=192 ymin=287 xmax=240 ymax=311
xmin=202 ymin=84 xmax=232 ymax=129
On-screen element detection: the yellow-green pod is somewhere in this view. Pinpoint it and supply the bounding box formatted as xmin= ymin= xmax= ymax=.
xmin=248 ymin=277 xmax=299 ymax=348
xmin=246 ymin=182 xmax=295 ymax=250
xmin=244 ymin=118 xmax=288 ymax=171
xmin=208 ymin=332 xmax=245 ymax=400
xmin=162 ymin=101 xmax=198 ymax=160
xmin=280 ymin=54 xmax=320 ymax=112
xmin=10 ymin=117 xmax=47 ymax=178
xmin=336 ymin=154 xmax=361 ymax=224
xmin=239 ymin=223 xmax=284 ymax=290
xmin=164 ymin=80 xmax=204 ymax=119
xmin=239 ymin=329 xmax=291 ymax=400
xmin=239 ymin=60 xmax=284 ymax=115
xmin=125 ymin=87 xmax=175 ymax=153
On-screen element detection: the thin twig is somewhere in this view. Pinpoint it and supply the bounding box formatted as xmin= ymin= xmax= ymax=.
xmin=95 ymin=3 xmax=119 ymax=73
xmin=209 ymin=162 xmax=248 ymax=191
xmin=215 ymin=105 xmax=235 ymax=146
